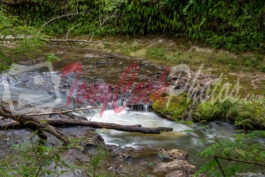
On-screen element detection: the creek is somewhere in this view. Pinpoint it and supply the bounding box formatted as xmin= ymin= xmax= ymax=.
xmin=0 ymin=45 xmax=239 ymax=169
xmin=88 ymin=108 xmax=236 ymax=168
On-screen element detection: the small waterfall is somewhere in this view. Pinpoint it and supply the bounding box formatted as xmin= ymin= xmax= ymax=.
xmin=105 ymin=98 xmax=127 ymax=110
xmin=106 ymin=102 xmax=113 ymax=110
xmin=143 ymin=104 xmax=149 ymax=112
xmin=117 ymin=99 xmax=124 ymax=107
xmin=127 ymin=104 xmax=152 ymax=112
xmin=104 ymin=98 xmax=152 ymax=112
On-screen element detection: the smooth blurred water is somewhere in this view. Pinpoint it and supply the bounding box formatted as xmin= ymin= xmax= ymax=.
xmin=85 ymin=108 xmax=237 ymax=167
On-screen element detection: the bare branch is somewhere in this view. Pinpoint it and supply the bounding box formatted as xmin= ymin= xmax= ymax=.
xmin=27 ymin=107 xmax=99 ymax=116
xmin=44 ymin=38 xmax=95 ymax=43
xmin=89 ymin=11 xmax=118 ymax=41
xmin=215 ymin=155 xmax=265 ymax=167
xmin=66 ymin=23 xmax=81 ymax=40
xmin=38 ymin=13 xmax=79 ymax=34
xmin=214 ymin=155 xmax=265 ymax=177
xmin=214 ymin=156 xmax=225 ymax=177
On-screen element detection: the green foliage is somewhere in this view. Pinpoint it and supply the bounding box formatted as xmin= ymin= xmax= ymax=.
xmin=0 ymin=10 xmax=15 ymax=71
xmin=46 ymin=54 xmax=60 ymax=63
xmin=90 ymin=149 xmax=105 ymax=173
xmin=196 ymin=130 xmax=265 ymax=176
xmin=86 ymin=147 xmax=110 ymax=177
xmin=216 ymin=55 xmax=264 ymax=72
xmin=193 ymin=100 xmax=265 ymax=130
xmin=0 ymin=9 xmax=46 ymax=72
xmin=0 ymin=138 xmax=70 ymax=177
xmin=146 ymin=47 xmax=167 ymax=60
xmin=2 ymin=0 xmax=264 ymax=51
xmin=193 ymin=100 xmax=233 ymax=122
xmin=0 ymin=135 xmax=114 ymax=177
xmin=166 ymin=53 xmax=188 ymax=64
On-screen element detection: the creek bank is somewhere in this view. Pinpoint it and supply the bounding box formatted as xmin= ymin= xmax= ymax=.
xmin=77 ymin=132 xmax=204 ymax=177
xmin=81 ymin=136 xmax=200 ymax=177
xmin=0 ymin=123 xmax=198 ymax=177
xmin=151 ymin=64 xmax=265 ymax=130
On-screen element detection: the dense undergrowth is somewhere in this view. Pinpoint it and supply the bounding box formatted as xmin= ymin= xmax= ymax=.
xmin=193 ymin=99 xmax=265 ymax=130
xmin=2 ymin=0 xmax=265 ymax=52
xmin=0 ymin=8 xmax=43 ymax=71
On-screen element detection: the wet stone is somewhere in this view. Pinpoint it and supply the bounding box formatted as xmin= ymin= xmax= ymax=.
xmin=160 ymin=149 xmax=188 ymax=160
xmin=154 ymin=159 xmax=196 ymax=175
xmin=165 ymin=170 xmax=185 ymax=177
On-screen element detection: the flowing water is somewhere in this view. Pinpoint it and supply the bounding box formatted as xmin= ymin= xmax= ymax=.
xmin=0 ymin=45 xmax=238 ymax=168
xmin=83 ymin=106 xmax=236 ymax=167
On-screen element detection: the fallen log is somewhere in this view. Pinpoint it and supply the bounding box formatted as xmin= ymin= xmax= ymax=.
xmin=1 ymin=107 xmax=69 ymax=145
xmin=0 ymin=119 xmax=173 ymax=134
xmin=48 ymin=119 xmax=172 ymax=134
xmin=0 ymin=106 xmax=173 ymax=145
xmin=0 ymin=121 xmax=22 ymax=129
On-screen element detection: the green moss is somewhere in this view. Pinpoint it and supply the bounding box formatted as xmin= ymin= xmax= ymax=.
xmin=152 ymin=93 xmax=190 ymax=121
xmin=193 ymin=99 xmax=265 ymax=129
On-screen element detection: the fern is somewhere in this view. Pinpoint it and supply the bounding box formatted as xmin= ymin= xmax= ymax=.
xmin=197 ymin=131 xmax=265 ymax=176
